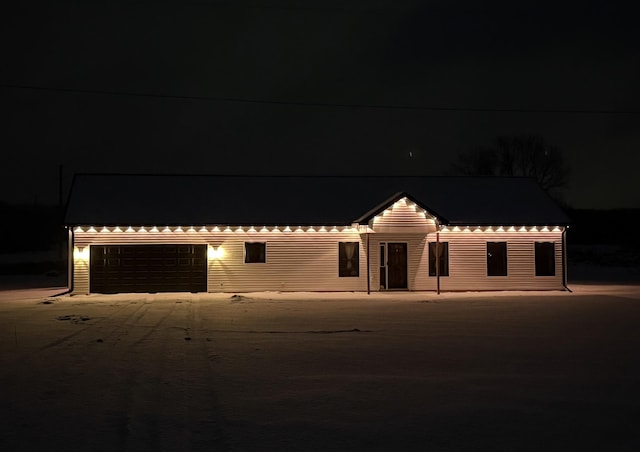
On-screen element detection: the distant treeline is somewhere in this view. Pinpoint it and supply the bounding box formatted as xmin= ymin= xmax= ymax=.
xmin=0 ymin=203 xmax=65 ymax=253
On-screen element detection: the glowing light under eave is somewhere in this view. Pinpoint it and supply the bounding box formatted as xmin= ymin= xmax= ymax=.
xmin=73 ymin=247 xmax=89 ymax=260
xmin=207 ymin=246 xmax=224 ymax=260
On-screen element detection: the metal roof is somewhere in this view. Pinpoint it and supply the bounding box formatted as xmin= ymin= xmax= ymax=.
xmin=64 ymin=174 xmax=570 ymax=226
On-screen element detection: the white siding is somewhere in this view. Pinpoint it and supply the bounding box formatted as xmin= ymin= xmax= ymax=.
xmin=72 ymin=226 xmax=565 ymax=294
xmin=72 ymin=228 xmax=367 ymax=294
xmin=425 ymin=229 xmax=565 ymax=291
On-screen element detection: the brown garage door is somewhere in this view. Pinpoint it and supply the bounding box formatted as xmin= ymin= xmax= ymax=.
xmin=90 ymin=244 xmax=207 ymax=293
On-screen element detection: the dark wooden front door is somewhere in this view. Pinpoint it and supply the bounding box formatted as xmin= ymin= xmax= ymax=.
xmin=90 ymin=244 xmax=207 ymax=293
xmin=387 ymin=242 xmax=408 ymax=289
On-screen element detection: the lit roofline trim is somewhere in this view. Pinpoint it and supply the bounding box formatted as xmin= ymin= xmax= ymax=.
xmin=71 ymin=225 xmax=363 ymax=233
xmin=71 ymin=224 xmax=566 ymax=233
xmin=436 ymin=225 xmax=565 ymax=233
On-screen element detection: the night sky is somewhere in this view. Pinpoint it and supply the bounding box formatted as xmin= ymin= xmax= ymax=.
xmin=3 ymin=1 xmax=639 ymax=208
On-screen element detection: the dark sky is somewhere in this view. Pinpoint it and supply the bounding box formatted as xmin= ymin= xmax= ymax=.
xmin=2 ymin=0 xmax=639 ymax=208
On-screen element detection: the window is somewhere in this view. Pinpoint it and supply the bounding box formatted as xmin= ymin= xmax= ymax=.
xmin=535 ymin=242 xmax=555 ymax=276
xmin=428 ymin=242 xmax=449 ymax=276
xmin=487 ymin=242 xmax=507 ymax=276
xmin=339 ymin=242 xmax=359 ymax=277
xmin=244 ymin=242 xmax=266 ymax=263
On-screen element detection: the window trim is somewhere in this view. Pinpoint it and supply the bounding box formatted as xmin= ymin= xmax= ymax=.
xmin=486 ymin=241 xmax=508 ymax=276
xmin=428 ymin=241 xmax=449 ymax=277
xmin=244 ymin=241 xmax=267 ymax=264
xmin=534 ymin=241 xmax=556 ymax=276
xmin=338 ymin=241 xmax=360 ymax=277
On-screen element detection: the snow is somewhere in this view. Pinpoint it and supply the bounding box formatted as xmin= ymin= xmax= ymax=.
xmin=1 ymin=286 xmax=639 ymax=451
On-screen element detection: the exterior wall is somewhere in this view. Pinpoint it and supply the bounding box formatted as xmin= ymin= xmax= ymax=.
xmin=72 ymin=227 xmax=367 ymax=294
xmin=366 ymin=199 xmax=565 ymax=291
xmin=367 ymin=229 xmax=564 ymax=292
xmin=71 ymin=224 xmax=565 ymax=294
xmin=424 ymin=227 xmax=565 ymax=291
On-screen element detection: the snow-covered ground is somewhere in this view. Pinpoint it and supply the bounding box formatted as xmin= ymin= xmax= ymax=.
xmin=1 ymin=286 xmax=639 ymax=451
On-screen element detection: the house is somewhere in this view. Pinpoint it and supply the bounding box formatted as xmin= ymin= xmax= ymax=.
xmin=64 ymin=174 xmax=571 ymax=294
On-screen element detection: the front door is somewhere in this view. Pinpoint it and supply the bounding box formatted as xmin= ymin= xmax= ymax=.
xmin=386 ymin=242 xmax=408 ymax=289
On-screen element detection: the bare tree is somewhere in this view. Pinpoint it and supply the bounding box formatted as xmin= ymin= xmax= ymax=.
xmin=449 ymin=135 xmax=570 ymax=200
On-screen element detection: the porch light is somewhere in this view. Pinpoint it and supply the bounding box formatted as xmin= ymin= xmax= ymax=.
xmin=113 ymin=226 xmax=123 ymax=232
xmin=307 ymin=227 xmax=316 ymax=232
xmin=208 ymin=246 xmax=224 ymax=260
xmin=187 ymin=226 xmax=196 ymax=233
xmin=552 ymin=226 xmax=561 ymax=232
xmin=74 ymin=227 xmax=84 ymax=233
xmin=508 ymin=226 xmax=516 ymax=232
xmin=541 ymin=226 xmax=550 ymax=232
xmin=453 ymin=226 xmax=461 ymax=232
xmin=100 ymin=227 xmax=110 ymax=233
xmin=212 ymin=226 xmax=221 ymax=232
xmin=284 ymin=226 xmax=292 ymax=232
xmin=272 ymin=226 xmax=281 ymax=232
xmin=73 ymin=246 xmax=89 ymax=260
xmin=199 ymin=226 xmax=208 ymax=233
xmin=235 ymin=226 xmax=244 ymax=233
xmin=87 ymin=226 xmax=97 ymax=233
xmin=175 ymin=226 xmax=183 ymax=233
xmin=330 ymin=226 xmax=338 ymax=232
xmin=319 ymin=226 xmax=327 ymax=232
xmin=126 ymin=226 xmax=135 ymax=233
xmin=530 ymin=226 xmax=538 ymax=232
xmin=260 ymin=226 xmax=269 ymax=233
xmin=162 ymin=226 xmax=171 ymax=233
xmin=139 ymin=226 xmax=147 ymax=233
xmin=496 ymin=226 xmax=504 ymax=232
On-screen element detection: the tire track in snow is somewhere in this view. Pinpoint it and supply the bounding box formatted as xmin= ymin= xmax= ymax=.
xmin=99 ymin=297 xmax=229 ymax=451
xmin=38 ymin=299 xmax=148 ymax=351
xmin=100 ymin=298 xmax=183 ymax=451
xmin=181 ymin=299 xmax=231 ymax=450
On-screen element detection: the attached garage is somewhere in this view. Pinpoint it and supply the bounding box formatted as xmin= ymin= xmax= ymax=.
xmin=89 ymin=244 xmax=207 ymax=293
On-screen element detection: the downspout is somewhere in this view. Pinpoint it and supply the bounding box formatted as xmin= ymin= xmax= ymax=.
xmin=436 ymin=230 xmax=440 ymax=295
xmin=68 ymin=227 xmax=74 ymax=294
xmin=366 ymin=232 xmax=371 ymax=295
xmin=562 ymin=226 xmax=572 ymax=292
xmin=53 ymin=226 xmax=74 ymax=297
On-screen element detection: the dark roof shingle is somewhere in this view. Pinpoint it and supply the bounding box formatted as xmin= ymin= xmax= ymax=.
xmin=64 ymin=174 xmax=570 ymax=226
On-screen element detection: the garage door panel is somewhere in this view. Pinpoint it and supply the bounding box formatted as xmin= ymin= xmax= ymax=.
xmin=90 ymin=244 xmax=207 ymax=293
